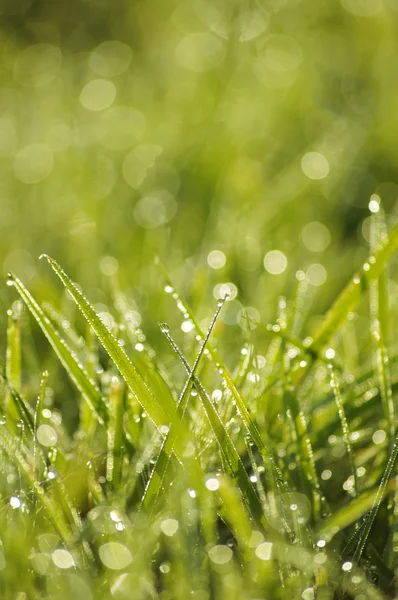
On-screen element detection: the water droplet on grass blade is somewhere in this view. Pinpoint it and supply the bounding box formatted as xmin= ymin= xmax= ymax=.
xmin=160 ymin=518 xmax=179 ymax=537
xmin=52 ymin=549 xmax=75 ymax=569
xmin=160 ymin=323 xmax=170 ymax=333
xmin=205 ymin=478 xmax=220 ymax=491
xmin=255 ymin=542 xmax=272 ymax=561
xmin=37 ymin=424 xmax=58 ymax=447
xmin=10 ymin=496 xmax=21 ymax=509
xmin=208 ymin=545 xmax=232 ymax=565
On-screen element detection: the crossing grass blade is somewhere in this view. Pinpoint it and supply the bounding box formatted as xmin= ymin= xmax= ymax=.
xmin=141 ymin=297 xmax=226 ymax=510
xmin=318 ymin=478 xmax=396 ymax=544
xmin=155 ymin=260 xmax=290 ymax=494
xmin=8 ymin=272 xmax=107 ymax=425
xmin=162 ymin=330 xmax=266 ymax=528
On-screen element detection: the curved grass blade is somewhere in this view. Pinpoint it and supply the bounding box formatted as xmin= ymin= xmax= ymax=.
xmin=7 ymin=272 xmax=106 ymax=425
xmin=39 ymin=255 xmax=174 ymax=430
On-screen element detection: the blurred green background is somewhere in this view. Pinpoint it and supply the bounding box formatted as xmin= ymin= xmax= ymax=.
xmin=1 ymin=0 xmax=398 ymax=344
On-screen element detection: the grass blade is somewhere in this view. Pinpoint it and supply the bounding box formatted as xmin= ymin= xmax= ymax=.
xmin=106 ymin=376 xmax=124 ymax=490
xmin=5 ymin=307 xmax=21 ymax=429
xmin=141 ymin=298 xmax=227 ymax=510
xmin=7 ymin=272 xmax=106 ymax=425
xmin=163 ymin=330 xmax=266 ymax=528
xmin=156 ymin=260 xmax=289 ymax=493
xmin=39 ymin=255 xmax=174 ymax=430
xmin=329 ymin=363 xmax=358 ymax=497
xmin=310 ymin=220 xmax=398 ymax=353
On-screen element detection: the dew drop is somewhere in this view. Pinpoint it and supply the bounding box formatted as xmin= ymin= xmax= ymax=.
xmin=160 ymin=518 xmax=179 ymax=537
xmin=205 ymin=478 xmax=220 ymax=491
xmin=47 ymin=468 xmax=57 ymax=480
xmin=160 ymin=323 xmax=170 ymax=333
xmin=10 ymin=496 xmax=21 ymax=509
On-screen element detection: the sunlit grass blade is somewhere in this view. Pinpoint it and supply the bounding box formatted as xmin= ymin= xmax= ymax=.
xmin=163 ymin=330 xmax=266 ymax=528
xmin=106 ymin=376 xmax=124 ymax=490
xmin=79 ymin=324 xmax=98 ymax=433
xmin=0 ymin=357 xmax=34 ymax=435
xmin=352 ymin=432 xmax=398 ymax=567
xmin=34 ymin=370 xmax=48 ymax=479
xmin=329 ymin=363 xmax=358 ymax=497
xmin=317 ymin=482 xmax=395 ymax=545
xmin=156 ymin=260 xmax=289 ymax=493
xmin=8 ymin=272 xmax=106 ymax=425
xmin=310 ymin=220 xmax=398 ymax=353
xmin=0 ymin=422 xmax=73 ymax=546
xmin=141 ymin=296 xmax=228 ymax=509
xmin=39 ymin=255 xmax=174 ymax=430
xmin=5 ymin=306 xmax=21 ymax=428
xmin=369 ymin=205 xmax=394 ymax=449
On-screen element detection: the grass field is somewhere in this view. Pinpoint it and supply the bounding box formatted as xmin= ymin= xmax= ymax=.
xmin=1 ymin=1 xmax=398 ymax=598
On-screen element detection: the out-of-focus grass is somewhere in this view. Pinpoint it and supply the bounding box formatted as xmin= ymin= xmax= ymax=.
xmin=2 ymin=0 xmax=398 ymax=598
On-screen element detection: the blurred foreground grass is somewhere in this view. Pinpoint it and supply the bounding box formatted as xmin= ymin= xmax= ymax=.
xmin=2 ymin=0 xmax=398 ymax=598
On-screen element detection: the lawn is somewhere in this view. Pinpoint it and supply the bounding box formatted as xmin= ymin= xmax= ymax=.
xmin=1 ymin=1 xmax=398 ymax=598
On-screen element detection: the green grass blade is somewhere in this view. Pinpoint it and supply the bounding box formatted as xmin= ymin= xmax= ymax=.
xmin=156 ymin=260 xmax=289 ymax=492
xmin=106 ymin=376 xmax=124 ymax=490
xmin=369 ymin=206 xmax=394 ymax=449
xmin=5 ymin=308 xmax=21 ymax=429
xmin=0 ymin=355 xmax=35 ymax=436
xmin=318 ymin=478 xmax=395 ymax=544
xmin=142 ymin=298 xmax=227 ymax=509
xmin=163 ymin=331 xmax=266 ymax=528
xmin=40 ymin=255 xmax=174 ymax=430
xmin=8 ymin=272 xmax=106 ymax=425
xmin=0 ymin=422 xmax=73 ymax=546
xmin=353 ymin=433 xmax=398 ymax=567
xmin=310 ymin=220 xmax=398 ymax=353
xmin=329 ymin=364 xmax=358 ymax=497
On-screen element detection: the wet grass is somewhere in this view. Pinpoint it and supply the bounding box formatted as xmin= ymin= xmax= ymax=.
xmin=0 ymin=207 xmax=398 ymax=599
